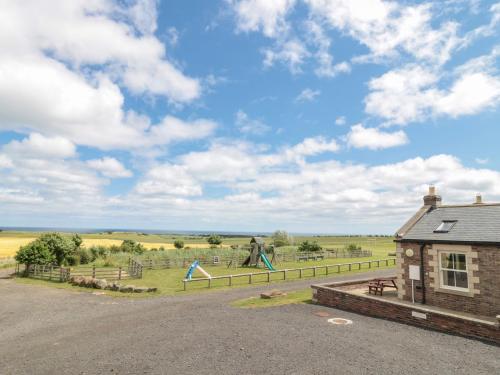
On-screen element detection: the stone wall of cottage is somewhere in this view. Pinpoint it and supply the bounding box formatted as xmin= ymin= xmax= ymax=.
xmin=396 ymin=242 xmax=500 ymax=317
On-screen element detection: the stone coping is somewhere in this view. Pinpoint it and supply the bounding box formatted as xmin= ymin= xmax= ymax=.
xmin=312 ymin=278 xmax=498 ymax=327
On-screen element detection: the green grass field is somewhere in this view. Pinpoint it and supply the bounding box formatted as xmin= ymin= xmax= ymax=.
xmin=16 ymin=256 xmax=395 ymax=297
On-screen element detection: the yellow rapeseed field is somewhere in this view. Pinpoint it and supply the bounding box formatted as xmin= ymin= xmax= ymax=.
xmin=0 ymin=237 xmax=228 ymax=258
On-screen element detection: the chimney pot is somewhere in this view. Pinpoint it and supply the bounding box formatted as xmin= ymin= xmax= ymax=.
xmin=423 ymin=185 xmax=442 ymax=208
xmin=474 ymin=194 xmax=483 ymax=204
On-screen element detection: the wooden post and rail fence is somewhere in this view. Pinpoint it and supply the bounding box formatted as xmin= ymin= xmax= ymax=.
xmin=17 ymin=258 xmax=144 ymax=282
xmin=182 ymin=257 xmax=397 ymax=291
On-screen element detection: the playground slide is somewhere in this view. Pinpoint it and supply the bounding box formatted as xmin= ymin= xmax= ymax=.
xmin=185 ymin=260 xmax=212 ymax=280
xmin=260 ymin=253 xmax=275 ymax=271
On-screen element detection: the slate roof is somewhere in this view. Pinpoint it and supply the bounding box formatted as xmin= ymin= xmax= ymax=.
xmin=398 ymin=204 xmax=500 ymax=244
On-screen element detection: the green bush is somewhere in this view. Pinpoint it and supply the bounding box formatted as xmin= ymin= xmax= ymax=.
xmin=173 ymin=239 xmax=184 ymax=249
xmin=207 ymin=234 xmax=222 ymax=246
xmin=120 ymin=240 xmax=145 ymax=254
xmin=77 ymin=249 xmax=93 ymax=264
xmin=344 ymin=243 xmax=361 ymax=254
xmin=298 ymin=240 xmax=322 ymax=252
xmin=65 ymin=254 xmax=80 ymax=266
xmin=272 ymin=230 xmax=290 ymax=247
xmin=15 ymin=241 xmax=55 ymax=267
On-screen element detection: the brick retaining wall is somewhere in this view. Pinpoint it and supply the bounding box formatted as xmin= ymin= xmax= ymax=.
xmin=312 ymin=278 xmax=500 ymax=345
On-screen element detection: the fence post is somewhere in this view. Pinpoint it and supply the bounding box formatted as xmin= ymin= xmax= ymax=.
xmin=229 ymin=275 xmax=232 ymax=286
xmin=183 ymin=279 xmax=187 ymax=291
xmin=348 ymin=263 xmax=351 ymax=272
xmin=249 ymin=274 xmax=252 ymax=284
xmin=59 ymin=267 xmax=63 ymax=282
xmin=208 ymin=278 xmax=211 ymax=288
xmin=299 ymin=269 xmax=302 ymax=278
xmin=283 ymin=270 xmax=286 ymax=280
xmin=313 ymin=267 xmax=316 ymax=277
xmin=326 ymin=266 xmax=329 ymax=275
xmin=49 ymin=266 xmax=53 ymax=281
xmin=267 ymin=272 xmax=270 ymax=283
xmin=92 ymin=265 xmax=96 ymax=278
xmin=118 ymin=267 xmax=122 ymax=280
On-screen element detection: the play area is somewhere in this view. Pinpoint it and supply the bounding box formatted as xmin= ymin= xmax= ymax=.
xmin=185 ymin=237 xmax=276 ymax=280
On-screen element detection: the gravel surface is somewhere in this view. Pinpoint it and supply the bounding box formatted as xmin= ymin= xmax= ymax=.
xmin=0 ymin=269 xmax=498 ymax=375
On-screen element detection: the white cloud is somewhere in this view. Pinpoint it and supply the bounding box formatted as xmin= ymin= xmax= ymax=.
xmin=235 ymin=110 xmax=271 ymax=135
xmin=0 ymin=154 xmax=13 ymax=169
xmin=305 ymin=0 xmax=461 ymax=65
xmin=263 ymin=39 xmax=310 ymax=74
xmin=475 ymin=158 xmax=489 ymax=165
xmin=87 ymin=157 xmax=133 ymax=178
xmin=230 ymin=0 xmax=296 ymax=38
xmin=3 ymin=133 xmax=77 ymax=159
xmin=365 ymin=57 xmax=500 ymax=125
xmin=335 ymin=116 xmax=346 ymax=126
xmin=0 ymin=0 xmax=211 ymax=151
xmin=346 ymin=124 xmax=409 ymax=150
xmin=135 ymin=164 xmax=202 ymax=197
xmin=295 ymin=88 xmax=321 ymax=102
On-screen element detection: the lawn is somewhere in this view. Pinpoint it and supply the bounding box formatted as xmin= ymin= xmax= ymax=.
xmin=16 ymin=256 xmax=395 ymax=297
xmin=230 ymin=288 xmax=312 ymax=308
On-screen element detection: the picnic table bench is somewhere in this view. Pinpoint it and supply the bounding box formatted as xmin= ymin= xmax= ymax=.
xmin=298 ymin=254 xmax=325 ymax=262
xmin=368 ymin=278 xmax=398 ymax=296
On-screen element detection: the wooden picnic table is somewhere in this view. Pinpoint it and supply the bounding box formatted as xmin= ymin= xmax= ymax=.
xmin=368 ymin=278 xmax=397 ymax=296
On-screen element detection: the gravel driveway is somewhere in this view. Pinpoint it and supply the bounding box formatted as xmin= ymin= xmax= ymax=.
xmin=0 ymin=269 xmax=498 ymax=375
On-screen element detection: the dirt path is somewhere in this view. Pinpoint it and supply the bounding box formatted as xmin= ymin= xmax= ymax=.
xmin=0 ymin=269 xmax=498 ymax=375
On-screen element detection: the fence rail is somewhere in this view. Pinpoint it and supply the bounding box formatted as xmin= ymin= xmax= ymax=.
xmin=140 ymin=249 xmax=374 ymax=270
xmin=182 ymin=258 xmax=396 ymax=291
xmin=17 ymin=262 xmax=144 ymax=282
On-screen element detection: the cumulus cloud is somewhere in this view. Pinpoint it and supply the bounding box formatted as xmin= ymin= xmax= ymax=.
xmin=295 ymin=88 xmax=321 ymax=103
xmin=3 ymin=133 xmax=77 ymax=159
xmin=230 ymin=0 xmax=296 ymax=37
xmin=235 ymin=110 xmax=271 ymax=135
xmin=87 ymin=157 xmax=133 ymax=178
xmin=0 ymin=0 xmax=210 ymax=151
xmin=346 ymin=124 xmax=409 ymax=150
xmin=365 ymin=56 xmax=500 ymax=125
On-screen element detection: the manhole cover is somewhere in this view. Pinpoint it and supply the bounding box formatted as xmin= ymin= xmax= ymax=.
xmin=327 ymin=318 xmax=353 ymax=325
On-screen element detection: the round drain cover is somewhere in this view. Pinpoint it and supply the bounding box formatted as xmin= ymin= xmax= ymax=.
xmin=327 ymin=318 xmax=353 ymax=325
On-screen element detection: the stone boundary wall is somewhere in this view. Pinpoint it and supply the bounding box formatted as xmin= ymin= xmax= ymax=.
xmin=312 ymin=278 xmax=500 ymax=345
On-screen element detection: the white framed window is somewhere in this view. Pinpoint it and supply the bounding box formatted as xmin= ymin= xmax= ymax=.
xmin=439 ymin=252 xmax=469 ymax=292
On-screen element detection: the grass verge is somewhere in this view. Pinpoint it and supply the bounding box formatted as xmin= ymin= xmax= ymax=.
xmin=231 ymin=288 xmax=311 ymax=308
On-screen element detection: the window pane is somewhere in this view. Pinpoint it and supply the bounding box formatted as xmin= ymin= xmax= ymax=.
xmin=456 ymin=254 xmax=467 ymax=270
xmin=442 ymin=270 xmax=455 ymax=287
xmin=441 ymin=253 xmax=453 ymax=269
xmin=455 ymin=272 xmax=468 ymax=288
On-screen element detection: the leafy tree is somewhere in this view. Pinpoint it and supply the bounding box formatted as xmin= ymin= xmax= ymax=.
xmin=207 ymin=234 xmax=222 ymax=246
xmin=37 ymin=233 xmax=79 ymax=266
xmin=72 ymin=234 xmax=83 ymax=248
xmin=15 ymin=241 xmax=55 ymax=267
xmin=173 ymin=239 xmax=184 ymax=249
xmin=271 ymin=230 xmax=290 ymax=247
xmin=120 ymin=239 xmax=145 ymax=254
xmin=345 ymin=243 xmax=361 ymax=255
xmin=298 ymin=240 xmax=322 ymax=252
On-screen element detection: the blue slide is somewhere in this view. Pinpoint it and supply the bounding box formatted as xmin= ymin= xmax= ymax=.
xmin=260 ymin=253 xmax=275 ymax=271
xmin=185 ymin=260 xmax=199 ymax=280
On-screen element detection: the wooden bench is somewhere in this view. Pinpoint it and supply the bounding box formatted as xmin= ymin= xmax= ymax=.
xmin=368 ymin=278 xmax=397 ymax=296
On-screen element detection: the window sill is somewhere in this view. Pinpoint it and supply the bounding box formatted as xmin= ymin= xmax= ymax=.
xmin=435 ymin=286 xmax=474 ymax=298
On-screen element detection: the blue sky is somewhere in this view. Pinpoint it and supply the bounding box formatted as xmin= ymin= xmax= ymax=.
xmin=0 ymin=0 xmax=499 ymax=234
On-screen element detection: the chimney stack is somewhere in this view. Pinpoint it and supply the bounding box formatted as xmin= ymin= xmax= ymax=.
xmin=474 ymin=194 xmax=483 ymax=205
xmin=423 ymin=185 xmax=442 ymax=208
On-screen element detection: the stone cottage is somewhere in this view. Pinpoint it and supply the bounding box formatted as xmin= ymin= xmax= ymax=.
xmin=395 ymin=186 xmax=500 ymax=318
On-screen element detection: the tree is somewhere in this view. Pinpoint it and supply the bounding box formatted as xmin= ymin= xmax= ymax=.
xmin=271 ymin=230 xmax=290 ymax=247
xmin=298 ymin=240 xmax=322 ymax=252
xmin=207 ymin=234 xmax=222 ymax=246
xmin=15 ymin=241 xmax=55 ymax=267
xmin=37 ymin=233 xmax=78 ymax=266
xmin=173 ymin=239 xmax=184 ymax=249
xmin=71 ymin=233 xmax=83 ymax=248
xmin=120 ymin=240 xmax=145 ymax=254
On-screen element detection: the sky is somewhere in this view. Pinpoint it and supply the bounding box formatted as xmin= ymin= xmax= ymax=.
xmin=0 ymin=0 xmax=499 ymax=234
